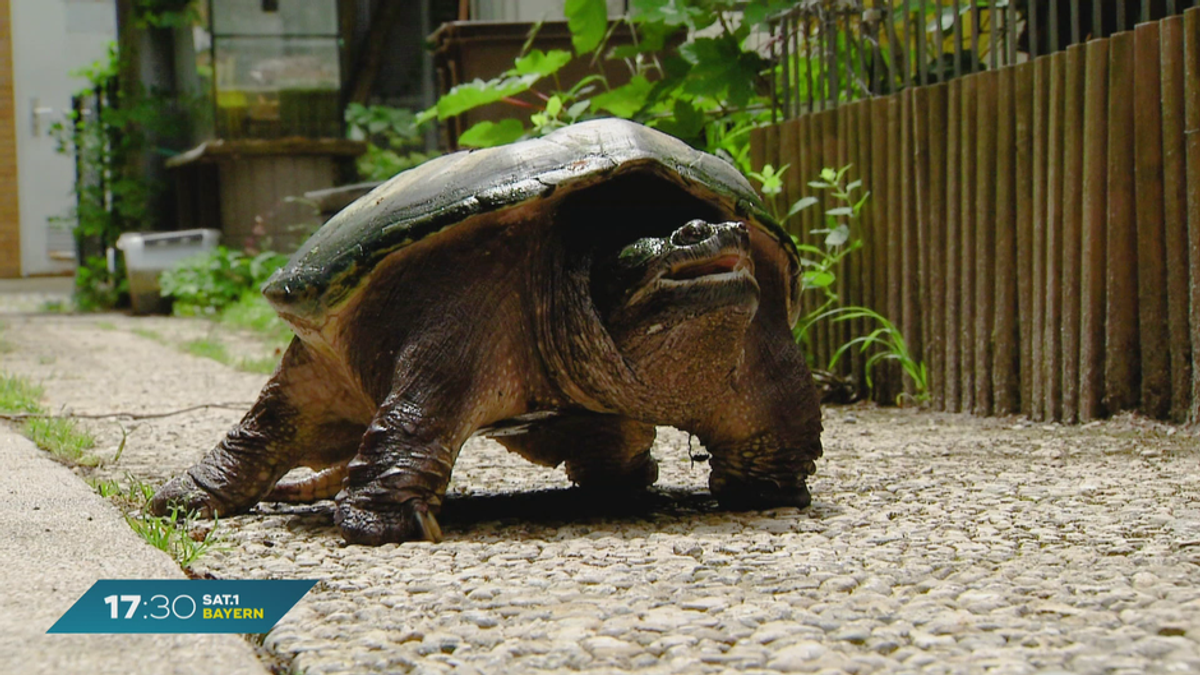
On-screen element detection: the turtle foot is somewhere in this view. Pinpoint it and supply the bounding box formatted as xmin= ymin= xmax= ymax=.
xmin=335 ymin=496 xmax=443 ymax=545
xmin=711 ymin=477 xmax=812 ymax=511
xmin=148 ymin=474 xmax=225 ymax=519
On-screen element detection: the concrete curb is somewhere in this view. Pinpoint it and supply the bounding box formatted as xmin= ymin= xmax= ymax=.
xmin=0 ymin=429 xmax=269 ymax=675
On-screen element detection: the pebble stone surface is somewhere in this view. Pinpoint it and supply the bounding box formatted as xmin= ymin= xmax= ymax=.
xmin=2 ymin=312 xmax=1200 ymax=675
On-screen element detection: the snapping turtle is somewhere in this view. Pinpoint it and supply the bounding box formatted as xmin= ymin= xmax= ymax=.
xmin=150 ymin=119 xmax=823 ymax=544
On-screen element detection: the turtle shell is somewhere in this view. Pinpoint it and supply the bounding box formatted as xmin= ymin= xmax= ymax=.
xmin=263 ymin=119 xmax=799 ymax=323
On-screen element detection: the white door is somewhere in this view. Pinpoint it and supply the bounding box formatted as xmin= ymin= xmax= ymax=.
xmin=10 ymin=0 xmax=116 ymax=276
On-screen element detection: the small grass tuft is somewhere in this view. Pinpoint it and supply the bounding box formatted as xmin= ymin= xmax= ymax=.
xmin=235 ymin=356 xmax=281 ymax=375
xmin=124 ymin=507 xmax=226 ymax=568
xmin=131 ymin=327 xmax=164 ymax=342
xmin=24 ymin=417 xmax=99 ymax=466
xmin=220 ymin=292 xmax=294 ymax=350
xmin=182 ymin=337 xmax=231 ymax=364
xmin=95 ymin=320 xmax=118 ymax=331
xmin=87 ymin=474 xmax=158 ymax=511
xmin=0 ymin=373 xmax=44 ymax=413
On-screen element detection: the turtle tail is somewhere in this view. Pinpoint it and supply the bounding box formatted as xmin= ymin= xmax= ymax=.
xmin=266 ymin=464 xmax=349 ymax=503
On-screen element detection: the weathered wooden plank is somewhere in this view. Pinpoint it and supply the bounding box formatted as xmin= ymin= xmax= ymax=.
xmin=960 ymin=74 xmax=977 ymax=412
xmin=821 ymin=108 xmax=841 ymax=375
xmin=1045 ymin=52 xmax=1067 ymax=421
xmin=1105 ymin=30 xmax=1140 ymax=414
xmin=843 ymin=101 xmax=865 ymax=390
xmin=836 ymin=104 xmax=853 ymax=381
xmin=994 ymin=66 xmax=1020 ymax=416
xmin=974 ymin=70 xmax=997 ymax=416
xmin=1185 ymin=8 xmax=1200 ymax=423
xmin=763 ymin=123 xmax=782 ymax=220
xmin=945 ymin=79 xmax=963 ymax=413
xmin=871 ymin=96 xmax=891 ymax=403
xmin=780 ymin=119 xmax=803 ymax=239
xmin=1031 ymin=57 xmax=1052 ymax=421
xmin=1080 ymin=38 xmax=1110 ymax=422
xmin=1161 ymin=15 xmax=1193 ymax=422
xmin=1014 ymin=61 xmax=1036 ymax=417
xmin=1060 ymin=44 xmax=1087 ymax=423
xmin=853 ymin=99 xmax=874 ymax=401
xmin=913 ymin=87 xmax=934 ymax=406
xmin=927 ymin=83 xmax=949 ymax=411
xmin=887 ymin=95 xmax=905 ymax=401
xmin=1134 ymin=21 xmax=1171 ymax=420
xmin=902 ymin=88 xmax=922 ymax=400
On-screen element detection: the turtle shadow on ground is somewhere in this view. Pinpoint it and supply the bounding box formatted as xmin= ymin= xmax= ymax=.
xmin=251 ymin=488 xmax=844 ymax=542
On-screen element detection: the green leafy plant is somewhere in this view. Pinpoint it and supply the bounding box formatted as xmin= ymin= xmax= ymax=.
xmin=418 ymin=0 xmax=792 ymax=171
xmin=159 ymin=247 xmax=288 ymax=316
xmin=754 ymin=164 xmax=926 ymax=402
xmin=346 ymin=103 xmax=438 ymax=181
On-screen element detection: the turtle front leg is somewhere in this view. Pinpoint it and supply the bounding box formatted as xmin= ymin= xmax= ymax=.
xmin=333 ymin=392 xmax=467 ymax=545
xmin=699 ymin=311 xmax=823 ymax=511
xmin=150 ymin=338 xmax=369 ymax=518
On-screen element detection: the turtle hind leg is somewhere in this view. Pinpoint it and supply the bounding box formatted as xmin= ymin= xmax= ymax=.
xmin=494 ymin=413 xmax=659 ymax=491
xmin=149 ymin=338 xmax=370 ymax=518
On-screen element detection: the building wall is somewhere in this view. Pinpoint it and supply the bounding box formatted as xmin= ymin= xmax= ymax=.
xmin=0 ymin=0 xmax=20 ymax=277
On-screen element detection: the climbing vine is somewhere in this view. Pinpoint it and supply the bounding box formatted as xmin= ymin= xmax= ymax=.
xmin=52 ymin=2 xmax=196 ymax=310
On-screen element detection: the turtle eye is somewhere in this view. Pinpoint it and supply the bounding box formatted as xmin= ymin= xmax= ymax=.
xmin=670 ymin=220 xmax=716 ymax=247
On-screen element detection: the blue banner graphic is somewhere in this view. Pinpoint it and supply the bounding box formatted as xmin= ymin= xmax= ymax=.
xmin=47 ymin=579 xmax=317 ymax=634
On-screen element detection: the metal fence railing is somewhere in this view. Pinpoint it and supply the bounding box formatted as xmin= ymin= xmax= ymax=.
xmin=768 ymin=0 xmax=1200 ymax=121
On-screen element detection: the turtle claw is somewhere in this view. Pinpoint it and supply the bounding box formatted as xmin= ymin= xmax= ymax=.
xmin=148 ymin=474 xmax=221 ymax=519
xmin=711 ymin=477 xmax=812 ymax=511
xmin=334 ymin=496 xmax=444 ymax=545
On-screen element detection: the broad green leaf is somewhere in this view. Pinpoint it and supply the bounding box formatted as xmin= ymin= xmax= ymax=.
xmin=435 ymin=74 xmax=540 ymax=120
xmin=565 ymin=0 xmax=608 ymax=55
xmin=591 ymin=76 xmax=654 ymax=118
xmin=825 ymin=224 xmax=850 ymax=247
xmin=566 ymin=99 xmax=591 ymax=120
xmin=803 ymin=270 xmax=835 ymax=288
xmin=513 ymin=49 xmax=572 ymax=77
xmin=826 ymin=206 xmax=854 ymax=217
xmin=457 ymin=119 xmax=526 ymax=148
xmin=545 ymin=95 xmax=563 ymax=118
xmin=786 ymin=196 xmax=820 ymax=219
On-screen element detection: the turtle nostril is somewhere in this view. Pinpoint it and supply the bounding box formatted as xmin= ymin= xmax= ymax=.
xmin=672 ymin=220 xmax=715 ymax=247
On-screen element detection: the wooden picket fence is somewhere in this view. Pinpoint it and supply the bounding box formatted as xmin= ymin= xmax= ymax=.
xmin=750 ymin=8 xmax=1200 ymax=423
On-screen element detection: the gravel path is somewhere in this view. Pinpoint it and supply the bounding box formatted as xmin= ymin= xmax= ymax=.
xmin=3 ymin=312 xmax=1200 ymax=674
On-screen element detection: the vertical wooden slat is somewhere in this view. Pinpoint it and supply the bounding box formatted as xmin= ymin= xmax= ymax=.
xmin=945 ymin=79 xmax=963 ymax=412
xmin=1185 ymin=8 xmax=1200 ymax=423
xmin=1060 ymin=44 xmax=1087 ymax=423
xmin=856 ymin=98 xmax=875 ymax=401
xmin=927 ymin=84 xmax=948 ymax=411
xmin=1134 ymin=21 xmax=1171 ymax=419
xmin=993 ymin=66 xmax=1020 ymax=415
xmin=959 ymin=74 xmax=977 ymax=412
xmin=836 ymin=104 xmax=852 ymax=379
xmin=749 ymin=128 xmax=767 ymax=190
xmin=822 ymin=109 xmax=841 ymax=371
xmin=974 ymin=71 xmax=998 ymax=416
xmin=1080 ymin=38 xmax=1110 ymax=422
xmin=1015 ymin=62 xmax=1036 ymax=417
xmin=798 ymin=114 xmax=814 ymax=244
xmin=810 ymin=111 xmax=828 ymax=367
xmin=780 ymin=120 xmax=802 ymax=236
xmin=1045 ymin=52 xmax=1068 ymax=421
xmin=1105 ymin=30 xmax=1140 ymax=414
xmin=902 ymin=88 xmax=923 ymax=399
xmin=1160 ymin=16 xmax=1192 ymax=422
xmin=763 ymin=123 xmax=783 ymax=218
xmin=914 ymin=87 xmax=933 ymax=402
xmin=1031 ymin=57 xmax=1052 ymax=420
xmin=871 ymin=96 xmax=891 ymax=401
xmin=886 ymin=95 xmax=905 ymax=400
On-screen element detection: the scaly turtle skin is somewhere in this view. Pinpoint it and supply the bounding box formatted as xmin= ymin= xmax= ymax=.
xmin=150 ymin=119 xmax=823 ymax=545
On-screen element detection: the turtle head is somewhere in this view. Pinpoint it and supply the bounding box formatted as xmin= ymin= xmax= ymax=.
xmin=591 ymin=219 xmax=760 ymax=392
